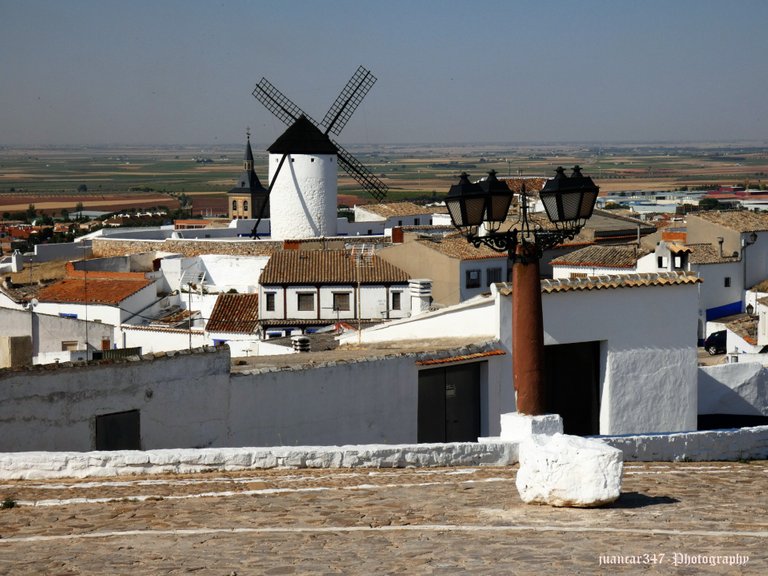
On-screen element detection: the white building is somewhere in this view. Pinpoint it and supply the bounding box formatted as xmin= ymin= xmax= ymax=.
xmin=341 ymin=272 xmax=701 ymax=436
xmin=258 ymin=248 xmax=411 ymax=335
xmin=267 ymin=116 xmax=339 ymax=240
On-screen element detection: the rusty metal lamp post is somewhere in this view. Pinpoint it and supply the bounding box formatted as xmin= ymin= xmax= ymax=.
xmin=445 ymin=167 xmax=599 ymax=415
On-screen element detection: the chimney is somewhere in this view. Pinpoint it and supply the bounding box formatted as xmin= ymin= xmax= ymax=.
xmin=10 ymin=250 xmax=23 ymax=273
xmin=409 ymin=279 xmax=432 ymax=315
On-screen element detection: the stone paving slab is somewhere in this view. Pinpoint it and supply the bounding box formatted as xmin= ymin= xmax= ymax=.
xmin=0 ymin=462 xmax=766 ymax=574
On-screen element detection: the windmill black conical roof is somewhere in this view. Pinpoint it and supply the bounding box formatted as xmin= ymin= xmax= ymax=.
xmin=267 ymin=115 xmax=338 ymax=155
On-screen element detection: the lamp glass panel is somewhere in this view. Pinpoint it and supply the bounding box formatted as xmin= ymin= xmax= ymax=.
xmin=579 ymin=190 xmax=598 ymax=219
xmin=540 ymin=192 xmax=561 ymax=223
xmin=487 ymin=192 xmax=513 ymax=222
xmin=560 ymin=191 xmax=583 ymax=222
xmin=445 ymin=198 xmax=466 ymax=227
xmin=463 ymin=196 xmax=487 ymax=226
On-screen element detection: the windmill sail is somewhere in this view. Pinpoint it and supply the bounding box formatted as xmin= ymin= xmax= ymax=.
xmin=322 ymin=66 xmax=377 ymax=136
xmin=252 ymin=78 xmax=319 ymax=127
xmin=252 ymin=66 xmax=387 ymax=202
xmin=334 ymin=140 xmax=388 ymax=202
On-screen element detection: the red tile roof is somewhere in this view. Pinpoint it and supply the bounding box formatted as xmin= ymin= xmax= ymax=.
xmin=37 ymin=278 xmax=152 ymax=305
xmin=260 ymin=250 xmax=409 ymax=285
xmin=550 ymin=245 xmax=649 ymax=268
xmin=206 ymin=293 xmax=260 ymax=334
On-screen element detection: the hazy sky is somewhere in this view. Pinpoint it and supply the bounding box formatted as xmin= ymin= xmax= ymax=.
xmin=1 ymin=0 xmax=767 ymax=146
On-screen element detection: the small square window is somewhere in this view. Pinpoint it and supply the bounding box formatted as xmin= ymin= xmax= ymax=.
xmin=265 ymin=292 xmax=276 ymax=312
xmin=392 ymin=292 xmax=402 ymax=311
xmin=466 ymin=269 xmax=481 ymax=289
xmin=724 ymin=277 xmax=731 ymax=288
xmin=486 ymin=267 xmax=503 ymax=286
xmin=297 ymin=292 xmax=314 ymax=312
xmin=332 ymin=292 xmax=350 ymax=312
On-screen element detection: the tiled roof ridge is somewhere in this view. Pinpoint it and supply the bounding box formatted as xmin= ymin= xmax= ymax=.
xmin=550 ymin=244 xmax=648 ymax=268
xmin=496 ymin=271 xmax=700 ymax=295
xmin=540 ymin=272 xmax=700 ymax=293
xmin=0 ymin=345 xmax=225 ymax=376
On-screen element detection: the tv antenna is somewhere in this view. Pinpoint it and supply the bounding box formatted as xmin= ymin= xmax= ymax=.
xmin=253 ymin=65 xmax=388 ymax=202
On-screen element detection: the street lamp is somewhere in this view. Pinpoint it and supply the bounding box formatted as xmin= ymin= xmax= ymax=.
xmin=446 ymin=167 xmax=599 ymax=415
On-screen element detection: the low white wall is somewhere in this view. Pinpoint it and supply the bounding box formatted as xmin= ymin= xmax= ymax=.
xmin=699 ymin=362 xmax=768 ymax=415
xmin=0 ymin=442 xmax=517 ymax=480
xmin=1 ymin=425 xmax=766 ymax=480
xmin=602 ymin=425 xmax=768 ymax=462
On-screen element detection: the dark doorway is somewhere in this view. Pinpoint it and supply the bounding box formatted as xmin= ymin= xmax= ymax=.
xmin=418 ymin=363 xmax=481 ymax=443
xmin=544 ymin=341 xmax=601 ymax=435
xmin=95 ymin=409 xmax=141 ymax=450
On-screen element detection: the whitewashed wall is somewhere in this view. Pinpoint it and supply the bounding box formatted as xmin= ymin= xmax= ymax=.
xmin=458 ymin=258 xmax=508 ymax=301
xmin=119 ymin=326 xmax=206 ymax=353
xmin=0 ymin=344 xmax=502 ymax=451
xmin=260 ymin=284 xmax=410 ymax=323
xmin=269 ymin=154 xmax=337 ymax=240
xmin=348 ymin=280 xmax=700 ymax=436
xmin=552 ymin=265 xmax=633 ymax=279
xmin=538 ymin=283 xmax=699 ymax=435
xmin=198 ymin=254 xmax=268 ymax=293
xmin=34 ymin=282 xmax=161 ymax=326
xmin=0 ymin=308 xmax=113 ymax=357
xmin=699 ymin=361 xmax=768 ymax=416
xmin=692 ymin=261 xmax=743 ymax=314
xmin=0 ymin=348 xmax=231 ymax=452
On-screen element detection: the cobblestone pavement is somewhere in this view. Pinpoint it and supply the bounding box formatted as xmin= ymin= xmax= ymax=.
xmin=0 ymin=461 xmax=766 ymax=575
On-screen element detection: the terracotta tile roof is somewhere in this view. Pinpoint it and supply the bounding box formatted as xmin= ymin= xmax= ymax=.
xmin=726 ymin=315 xmax=758 ymax=345
xmin=497 ymin=176 xmax=547 ymax=194
xmin=496 ymin=272 xmax=700 ymax=295
xmin=687 ymin=243 xmax=740 ymax=264
xmin=260 ymin=250 xmax=409 ymax=285
xmin=415 ymin=348 xmax=506 ymax=366
xmin=666 ymin=243 xmax=692 ymax=254
xmin=690 ymin=210 xmax=768 ymax=233
xmin=206 ymin=293 xmax=260 ymax=334
xmin=37 ymin=278 xmax=152 ymax=305
xmin=357 ymin=202 xmax=436 ymax=218
xmin=415 ymin=233 xmax=508 ymax=261
xmin=550 ymin=245 xmax=648 ymax=268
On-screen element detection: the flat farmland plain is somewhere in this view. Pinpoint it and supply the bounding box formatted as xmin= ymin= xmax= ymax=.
xmin=2 ymin=142 xmax=768 ymax=217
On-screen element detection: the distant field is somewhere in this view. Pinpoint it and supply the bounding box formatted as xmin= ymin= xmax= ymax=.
xmin=2 ymin=143 xmax=767 ymax=216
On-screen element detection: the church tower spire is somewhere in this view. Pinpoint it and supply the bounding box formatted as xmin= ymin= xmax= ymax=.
xmin=227 ymin=129 xmax=268 ymax=220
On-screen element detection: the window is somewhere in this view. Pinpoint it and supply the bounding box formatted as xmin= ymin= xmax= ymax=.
xmin=95 ymin=409 xmax=140 ymax=451
xmin=297 ymin=292 xmax=314 ymax=312
xmin=332 ymin=292 xmax=350 ymax=312
xmin=61 ymin=340 xmax=79 ymax=351
xmin=232 ymin=200 xmax=237 ymax=211
xmin=265 ymin=292 xmax=276 ymax=312
xmin=724 ymin=277 xmax=731 ymax=288
xmin=570 ymin=272 xmax=588 ymax=279
xmin=465 ymin=269 xmax=481 ymax=289
xmin=392 ymin=291 xmax=402 ymax=310
xmin=486 ymin=267 xmax=503 ymax=286
xmin=657 ymin=256 xmax=667 ymax=268
xmin=414 ymin=218 xmax=420 ymax=225
xmin=243 ymin=200 xmax=249 ymax=212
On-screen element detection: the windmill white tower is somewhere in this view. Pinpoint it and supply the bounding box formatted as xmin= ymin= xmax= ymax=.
xmin=267 ymin=116 xmax=339 ymax=239
xmin=252 ymin=66 xmax=387 ymax=241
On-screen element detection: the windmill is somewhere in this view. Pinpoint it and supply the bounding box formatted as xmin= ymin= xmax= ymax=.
xmin=253 ymin=65 xmax=388 ymax=203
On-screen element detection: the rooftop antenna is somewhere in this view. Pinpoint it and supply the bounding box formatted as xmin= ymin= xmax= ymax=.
xmin=252 ymin=65 xmax=388 ymax=202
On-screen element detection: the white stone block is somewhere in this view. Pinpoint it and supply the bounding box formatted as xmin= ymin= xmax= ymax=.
xmin=516 ymin=433 xmax=623 ymax=508
xmin=500 ymin=412 xmax=563 ymax=441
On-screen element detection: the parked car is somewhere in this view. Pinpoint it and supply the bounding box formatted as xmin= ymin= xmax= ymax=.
xmin=704 ymin=330 xmax=727 ymax=355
